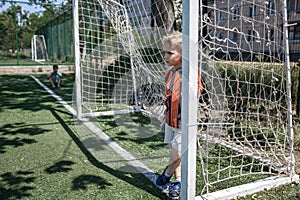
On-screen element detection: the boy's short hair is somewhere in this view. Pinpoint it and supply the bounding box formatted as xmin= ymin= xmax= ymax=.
xmin=53 ymin=64 xmax=59 ymax=69
xmin=163 ymin=31 xmax=182 ymax=53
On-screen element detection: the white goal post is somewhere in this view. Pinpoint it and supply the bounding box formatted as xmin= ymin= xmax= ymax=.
xmin=31 ymin=35 xmax=48 ymax=62
xmin=73 ymin=0 xmax=298 ymax=199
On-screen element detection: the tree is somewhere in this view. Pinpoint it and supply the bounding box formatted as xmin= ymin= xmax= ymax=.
xmin=0 ymin=5 xmax=22 ymax=52
xmin=0 ymin=0 xmax=71 ymax=53
xmin=151 ymin=0 xmax=183 ymax=34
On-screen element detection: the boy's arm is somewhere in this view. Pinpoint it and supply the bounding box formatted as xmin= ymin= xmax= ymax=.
xmin=47 ymin=72 xmax=53 ymax=78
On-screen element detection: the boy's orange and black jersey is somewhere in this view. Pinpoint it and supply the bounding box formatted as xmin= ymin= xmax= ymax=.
xmin=165 ymin=68 xmax=203 ymax=129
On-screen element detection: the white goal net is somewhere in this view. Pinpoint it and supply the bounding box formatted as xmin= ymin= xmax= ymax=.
xmin=31 ymin=35 xmax=48 ymax=62
xmin=73 ymin=0 xmax=297 ymax=199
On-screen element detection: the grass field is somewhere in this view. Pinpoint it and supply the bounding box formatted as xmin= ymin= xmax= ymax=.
xmin=1 ymin=73 xmax=300 ymax=200
xmin=0 ymin=74 xmax=167 ymax=200
xmin=0 ymin=58 xmax=46 ymax=66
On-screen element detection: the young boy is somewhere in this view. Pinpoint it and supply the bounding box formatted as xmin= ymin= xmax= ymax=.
xmin=48 ymin=64 xmax=62 ymax=88
xmin=156 ymin=32 xmax=203 ymax=198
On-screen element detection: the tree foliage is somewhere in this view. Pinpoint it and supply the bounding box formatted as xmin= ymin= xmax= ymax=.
xmin=0 ymin=0 xmax=71 ymax=52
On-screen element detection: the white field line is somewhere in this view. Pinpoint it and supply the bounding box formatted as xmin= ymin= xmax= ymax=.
xmin=30 ymin=75 xmax=160 ymax=186
xmin=31 ymin=75 xmax=299 ymax=199
xmin=197 ymin=174 xmax=299 ymax=200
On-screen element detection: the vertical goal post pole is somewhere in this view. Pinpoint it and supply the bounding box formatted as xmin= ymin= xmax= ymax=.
xmin=282 ymin=0 xmax=296 ymax=175
xmin=73 ymin=0 xmax=82 ymax=118
xmin=181 ymin=0 xmax=199 ymax=199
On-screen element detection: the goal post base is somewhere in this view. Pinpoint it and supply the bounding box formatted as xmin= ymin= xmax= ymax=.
xmin=197 ymin=174 xmax=299 ymax=200
xmin=81 ymin=109 xmax=138 ymax=118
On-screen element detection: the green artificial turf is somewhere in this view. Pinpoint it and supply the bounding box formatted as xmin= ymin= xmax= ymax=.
xmin=0 ymin=74 xmax=167 ymax=200
xmin=1 ymin=73 xmax=300 ymax=200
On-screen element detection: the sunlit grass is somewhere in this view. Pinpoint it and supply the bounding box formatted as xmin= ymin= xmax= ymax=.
xmin=0 ymin=74 xmax=300 ymax=199
xmin=0 ymin=74 xmax=167 ymax=200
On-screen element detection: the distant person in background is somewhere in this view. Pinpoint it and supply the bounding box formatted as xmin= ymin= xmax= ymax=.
xmin=48 ymin=64 xmax=62 ymax=88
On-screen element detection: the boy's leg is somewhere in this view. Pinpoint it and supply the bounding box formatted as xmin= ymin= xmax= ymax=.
xmin=156 ymin=124 xmax=175 ymax=186
xmin=168 ymin=133 xmax=182 ymax=198
xmin=166 ymin=127 xmax=181 ymax=178
xmin=166 ymin=146 xmax=181 ymax=180
xmin=156 ymin=147 xmax=181 ymax=186
xmin=57 ymin=78 xmax=61 ymax=87
xmin=49 ymin=78 xmax=55 ymax=88
xmin=165 ymin=125 xmax=182 ymax=176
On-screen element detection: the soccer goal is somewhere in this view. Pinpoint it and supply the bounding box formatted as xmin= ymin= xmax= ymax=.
xmin=31 ymin=35 xmax=48 ymax=62
xmin=73 ymin=0 xmax=298 ymax=199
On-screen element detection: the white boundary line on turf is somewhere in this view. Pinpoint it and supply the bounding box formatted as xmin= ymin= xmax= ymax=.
xmin=30 ymin=75 xmax=77 ymax=116
xmin=198 ymin=174 xmax=299 ymax=200
xmin=30 ymin=75 xmax=160 ymax=187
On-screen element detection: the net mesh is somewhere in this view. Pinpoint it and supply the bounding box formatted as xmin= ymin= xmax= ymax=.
xmin=31 ymin=35 xmax=48 ymax=61
xmin=75 ymin=0 xmax=294 ymax=196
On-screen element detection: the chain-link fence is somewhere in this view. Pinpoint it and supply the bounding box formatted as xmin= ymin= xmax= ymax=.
xmin=36 ymin=9 xmax=74 ymax=63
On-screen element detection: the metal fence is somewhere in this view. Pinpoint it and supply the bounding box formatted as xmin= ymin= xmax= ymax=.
xmin=36 ymin=9 xmax=74 ymax=63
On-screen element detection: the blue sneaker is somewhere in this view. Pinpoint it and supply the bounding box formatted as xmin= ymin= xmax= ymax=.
xmin=169 ymin=181 xmax=181 ymax=198
xmin=156 ymin=166 xmax=172 ymax=186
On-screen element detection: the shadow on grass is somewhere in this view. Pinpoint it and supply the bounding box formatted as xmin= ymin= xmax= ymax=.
xmin=0 ymin=123 xmax=51 ymax=136
xmin=0 ymin=137 xmax=36 ymax=154
xmin=72 ymin=175 xmax=113 ymax=190
xmin=0 ymin=74 xmax=74 ymax=113
xmin=0 ymin=74 xmax=75 ymax=154
xmin=97 ymin=115 xmax=165 ymax=150
xmin=0 ymin=171 xmax=35 ymax=199
xmin=45 ymin=160 xmax=76 ymax=174
xmin=50 ymin=109 xmax=167 ymax=199
xmin=0 ymin=122 xmax=53 ymax=154
xmin=0 ymin=122 xmax=59 ymax=199
xmin=0 ymin=75 xmax=51 ymax=112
